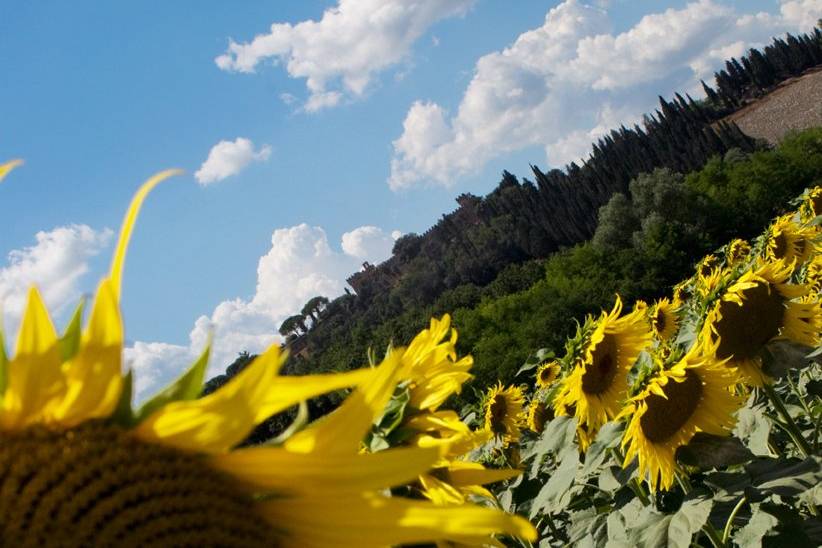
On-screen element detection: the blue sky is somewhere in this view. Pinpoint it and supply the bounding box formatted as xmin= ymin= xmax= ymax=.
xmin=1 ymin=0 xmax=817 ymax=396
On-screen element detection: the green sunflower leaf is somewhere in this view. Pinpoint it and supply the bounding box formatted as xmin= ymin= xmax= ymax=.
xmin=515 ymin=348 xmax=554 ymax=378
xmin=734 ymin=501 xmax=779 ymax=547
xmin=568 ymin=507 xmax=608 ymax=546
xmin=581 ymin=421 xmax=624 ymax=476
xmin=627 ymin=497 xmax=712 ymax=548
xmin=523 ymin=415 xmax=576 ymax=462
xmin=135 ymin=339 xmax=211 ymax=422
xmin=530 ymin=444 xmax=579 ymax=518
xmin=58 ymin=298 xmax=85 ymax=361
xmin=734 ymin=403 xmax=773 ymax=456
xmin=110 ymin=369 xmax=134 ymax=426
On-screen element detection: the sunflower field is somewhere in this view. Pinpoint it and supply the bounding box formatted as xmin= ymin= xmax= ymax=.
xmin=0 ymin=154 xmax=820 ymax=546
xmin=345 ymin=185 xmax=822 ymax=547
xmin=461 ymin=186 xmax=820 ymax=547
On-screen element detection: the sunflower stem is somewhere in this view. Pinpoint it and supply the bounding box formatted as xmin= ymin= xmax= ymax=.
xmin=611 ymin=447 xmax=652 ymax=506
xmin=628 ymin=478 xmax=651 ymax=506
xmin=722 ymin=495 xmax=747 ymax=543
xmin=702 ymin=522 xmax=727 ymax=548
xmin=762 ymin=383 xmax=811 ymax=458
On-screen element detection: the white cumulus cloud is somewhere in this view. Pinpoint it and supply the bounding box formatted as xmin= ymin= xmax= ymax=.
xmin=0 ymin=224 xmax=113 ymax=337
xmin=127 ymin=223 xmax=398 ymax=399
xmin=195 ymin=137 xmax=271 ymax=185
xmin=388 ymin=0 xmax=820 ymax=190
xmin=341 ymin=225 xmax=400 ymax=260
xmin=215 ymin=0 xmax=475 ymax=111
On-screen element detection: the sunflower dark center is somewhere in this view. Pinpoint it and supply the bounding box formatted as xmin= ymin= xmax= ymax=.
xmin=699 ymin=258 xmax=715 ymax=278
xmin=713 ymin=281 xmax=785 ymax=361
xmin=654 ymin=309 xmax=666 ymax=333
xmin=729 ymin=242 xmax=748 ymax=262
xmin=489 ymin=396 xmax=508 ymax=433
xmin=771 ymin=232 xmax=788 ymax=259
xmin=529 ymin=402 xmax=552 ymax=434
xmin=0 ymin=422 xmax=279 ymax=547
xmin=811 ymin=194 xmax=821 ymax=217
xmin=538 ymin=366 xmax=556 ymax=386
xmin=640 ymin=370 xmax=703 ymax=443
xmin=581 ymin=334 xmax=618 ymax=394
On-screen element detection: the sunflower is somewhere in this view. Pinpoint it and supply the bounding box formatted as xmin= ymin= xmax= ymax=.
xmin=696 ymin=264 xmax=728 ymax=299
xmin=701 ymin=260 xmax=822 ymax=385
xmin=405 ymin=410 xmax=492 ymax=458
xmin=799 ymin=186 xmax=821 ymax=221
xmin=650 ymin=297 xmax=679 ymax=342
xmin=765 ymin=214 xmax=817 ymax=267
xmin=0 ymin=170 xmax=537 ymax=546
xmin=725 ymin=238 xmax=751 ymax=265
xmin=403 ymin=411 xmax=526 ymax=548
xmin=535 ymin=360 xmax=561 ymax=389
xmin=672 ymin=281 xmax=690 ymax=304
xmin=804 ymin=255 xmax=822 ymax=290
xmin=555 ymin=296 xmax=652 ymax=442
xmin=483 ymin=383 xmax=526 ymax=447
xmin=696 ymin=254 xmax=718 ymax=279
xmin=527 ymin=398 xmax=552 ymax=433
xmin=620 ymin=342 xmax=745 ymax=491
xmin=0 ymin=158 xmax=23 ymax=182
xmin=419 ymin=460 xmax=521 ymax=506
xmin=398 ymin=314 xmax=473 ymax=412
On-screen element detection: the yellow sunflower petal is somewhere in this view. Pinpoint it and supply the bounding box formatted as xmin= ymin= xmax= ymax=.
xmin=257 ymin=493 xmax=538 ymax=548
xmin=135 ymin=344 xmax=372 ymax=453
xmin=446 ymin=463 xmax=522 ymax=487
xmin=210 ymin=444 xmax=440 ymax=495
xmin=284 ymin=351 xmax=402 ymax=455
xmin=110 ymin=169 xmax=182 ymax=300
xmin=420 ymin=474 xmax=466 ymax=505
xmin=0 ymin=159 xmax=23 ymax=182
xmin=51 ymin=277 xmax=123 ymax=425
xmin=1 ymin=287 xmax=64 ymax=428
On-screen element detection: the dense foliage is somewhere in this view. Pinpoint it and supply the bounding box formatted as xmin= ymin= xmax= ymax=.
xmin=476 ymin=186 xmax=822 ymax=547
xmin=453 ymin=130 xmax=822 ymax=399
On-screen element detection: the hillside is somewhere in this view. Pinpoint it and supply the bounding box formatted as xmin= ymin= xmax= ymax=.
xmin=726 ymin=67 xmax=822 ymax=144
xmin=204 ymin=27 xmax=822 ymax=437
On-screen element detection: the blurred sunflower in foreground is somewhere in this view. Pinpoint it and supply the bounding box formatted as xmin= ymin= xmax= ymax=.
xmin=0 ymin=164 xmax=536 ymax=547
xmin=0 ymin=158 xmax=23 ymax=181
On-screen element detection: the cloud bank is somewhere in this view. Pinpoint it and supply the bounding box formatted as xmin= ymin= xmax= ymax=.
xmin=215 ymin=0 xmax=475 ymax=111
xmin=0 ymin=224 xmax=113 ymax=338
xmin=388 ymin=0 xmax=821 ymax=190
xmin=126 ymin=223 xmax=399 ymax=399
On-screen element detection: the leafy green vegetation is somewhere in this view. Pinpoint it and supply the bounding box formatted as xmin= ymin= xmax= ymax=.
xmin=452 ymin=129 xmax=822 ymax=403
